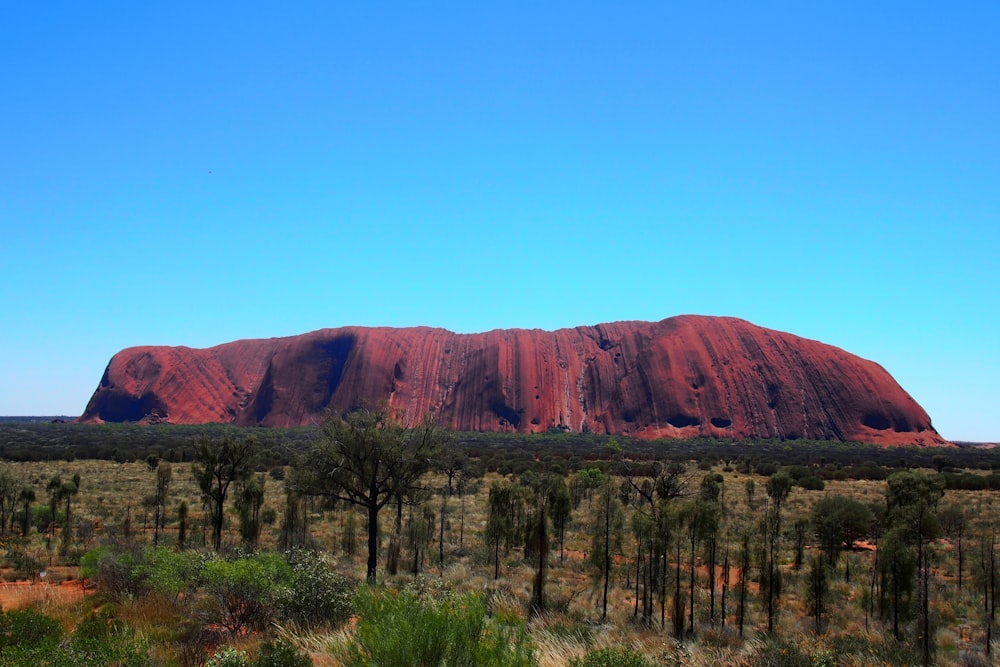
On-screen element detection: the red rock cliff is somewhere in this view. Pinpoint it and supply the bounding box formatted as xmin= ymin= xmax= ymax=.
xmin=79 ymin=315 xmax=946 ymax=446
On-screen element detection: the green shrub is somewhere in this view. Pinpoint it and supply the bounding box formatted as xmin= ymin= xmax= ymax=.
xmin=61 ymin=629 xmax=151 ymax=667
xmin=255 ymin=638 xmax=311 ymax=667
xmin=0 ymin=609 xmax=63 ymax=650
xmin=80 ymin=544 xmax=201 ymax=603
xmin=341 ymin=587 xmax=535 ymax=667
xmin=279 ymin=548 xmax=354 ymax=627
xmin=568 ymin=646 xmax=654 ymax=667
xmin=755 ymin=462 xmax=779 ymax=476
xmin=206 ymin=646 xmax=250 ymax=667
xmin=200 ymin=552 xmax=292 ymax=634
xmin=782 ymin=465 xmax=811 ymax=481
xmin=3 ymin=545 xmax=43 ymax=581
xmin=80 ymin=544 xmax=151 ymax=602
xmin=0 ymin=608 xmax=149 ymax=667
xmin=143 ymin=546 xmax=202 ymax=599
xmin=797 ymin=475 xmax=825 ymax=490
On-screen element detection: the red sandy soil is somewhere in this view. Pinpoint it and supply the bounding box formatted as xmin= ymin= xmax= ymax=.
xmin=0 ymin=568 xmax=88 ymax=611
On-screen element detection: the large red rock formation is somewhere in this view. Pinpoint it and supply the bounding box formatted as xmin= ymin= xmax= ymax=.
xmin=79 ymin=316 xmax=946 ymax=446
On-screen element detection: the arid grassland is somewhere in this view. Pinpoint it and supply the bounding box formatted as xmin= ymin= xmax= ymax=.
xmin=0 ymin=418 xmax=998 ymax=666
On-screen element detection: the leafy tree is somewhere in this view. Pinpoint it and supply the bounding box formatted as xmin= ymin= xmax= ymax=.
xmin=45 ymin=475 xmax=62 ymax=550
xmin=763 ymin=471 xmax=792 ymax=633
xmin=765 ymin=471 xmax=792 ymax=512
xmin=236 ymin=474 xmax=266 ymax=548
xmin=405 ymin=504 xmax=436 ymax=575
xmin=18 ymin=488 xmax=34 ymax=537
xmin=59 ymin=475 xmax=80 ymax=553
xmin=589 ymin=474 xmax=624 ymax=621
xmin=698 ymin=473 xmax=724 ymax=626
xmin=177 ymin=500 xmax=189 ymax=549
xmin=884 ymin=471 xmax=944 ymax=664
xmin=624 ymin=460 xmax=687 ymax=627
xmin=0 ymin=470 xmax=18 ymax=535
xmin=736 ymin=524 xmax=752 ymax=638
xmin=975 ymin=525 xmax=997 ymax=656
xmin=938 ymin=502 xmax=967 ymax=590
xmin=517 ymin=471 xmax=572 ymax=615
xmin=570 ymin=468 xmax=604 ymax=509
xmin=791 ymin=517 xmax=809 ymax=571
xmin=437 ymin=444 xmax=468 ymax=497
xmin=805 ymin=554 xmax=829 ymax=634
xmin=437 ymin=490 xmax=450 ymax=572
xmin=630 ymin=508 xmax=654 ymax=621
xmin=744 ymin=478 xmax=756 ymax=510
xmin=484 ymin=481 xmax=522 ymax=580
xmin=879 ymin=525 xmax=917 ymax=640
xmin=670 ymin=504 xmax=688 ymax=638
xmin=550 ymin=476 xmax=573 ymax=563
xmin=192 ymin=433 xmax=256 ymax=551
xmin=290 ymin=407 xmax=448 ymax=582
xmin=279 ymin=489 xmax=308 ymax=552
xmin=811 ymin=495 xmax=873 ymax=581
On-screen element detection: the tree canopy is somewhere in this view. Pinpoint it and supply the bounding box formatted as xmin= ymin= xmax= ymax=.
xmin=290 ymin=406 xmax=450 ymax=581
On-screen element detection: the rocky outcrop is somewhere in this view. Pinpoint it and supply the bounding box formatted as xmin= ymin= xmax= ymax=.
xmin=79 ymin=315 xmax=946 ymax=446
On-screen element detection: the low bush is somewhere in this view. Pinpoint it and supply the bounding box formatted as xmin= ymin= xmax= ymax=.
xmin=255 ymin=638 xmax=312 ymax=667
xmin=0 ymin=608 xmax=150 ymax=667
xmin=278 ymin=548 xmax=354 ymax=627
xmin=200 ymin=551 xmax=292 ymax=634
xmin=797 ymin=475 xmax=825 ymax=490
xmin=568 ymin=646 xmax=654 ymax=667
xmin=340 ymin=587 xmax=536 ymax=667
xmin=0 ymin=608 xmax=63 ymax=650
xmin=206 ymin=646 xmax=249 ymax=667
xmin=205 ymin=639 xmax=311 ymax=667
xmin=80 ymin=544 xmax=201 ymax=604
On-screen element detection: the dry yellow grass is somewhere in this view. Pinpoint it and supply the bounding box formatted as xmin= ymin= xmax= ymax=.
xmin=3 ymin=459 xmax=1000 ymax=665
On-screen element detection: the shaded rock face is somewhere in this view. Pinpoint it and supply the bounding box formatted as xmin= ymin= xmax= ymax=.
xmin=80 ymin=316 xmax=946 ymax=446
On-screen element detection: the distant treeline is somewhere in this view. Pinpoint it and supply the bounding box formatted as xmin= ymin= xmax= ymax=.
xmin=2 ymin=421 xmax=999 ymax=484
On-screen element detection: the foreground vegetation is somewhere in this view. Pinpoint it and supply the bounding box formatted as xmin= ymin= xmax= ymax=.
xmin=1 ymin=415 xmax=999 ymax=665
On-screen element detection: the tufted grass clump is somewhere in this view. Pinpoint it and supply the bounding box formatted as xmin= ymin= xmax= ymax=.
xmin=338 ymin=586 xmax=536 ymax=667
xmin=568 ymin=646 xmax=655 ymax=667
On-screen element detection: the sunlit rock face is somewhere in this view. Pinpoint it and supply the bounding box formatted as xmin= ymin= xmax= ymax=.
xmin=80 ymin=315 xmax=946 ymax=446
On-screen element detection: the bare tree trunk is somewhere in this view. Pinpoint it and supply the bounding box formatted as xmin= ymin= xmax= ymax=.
xmin=721 ymin=544 xmax=729 ymax=627
xmin=366 ymin=498 xmax=379 ymax=583
xmin=688 ymin=526 xmax=696 ymax=636
xmin=439 ymin=496 xmax=446 ymax=574
xmin=387 ymin=498 xmax=401 ymax=576
xmin=601 ymin=500 xmax=611 ymax=621
xmin=708 ymin=536 xmax=717 ymax=626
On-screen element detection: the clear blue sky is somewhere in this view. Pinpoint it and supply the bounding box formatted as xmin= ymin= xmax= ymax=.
xmin=1 ymin=3 xmax=997 ymax=441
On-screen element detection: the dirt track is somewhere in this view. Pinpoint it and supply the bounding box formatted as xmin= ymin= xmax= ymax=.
xmin=0 ymin=567 xmax=88 ymax=611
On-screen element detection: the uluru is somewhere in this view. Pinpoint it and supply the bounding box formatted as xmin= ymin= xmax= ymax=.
xmin=79 ymin=315 xmax=946 ymax=446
